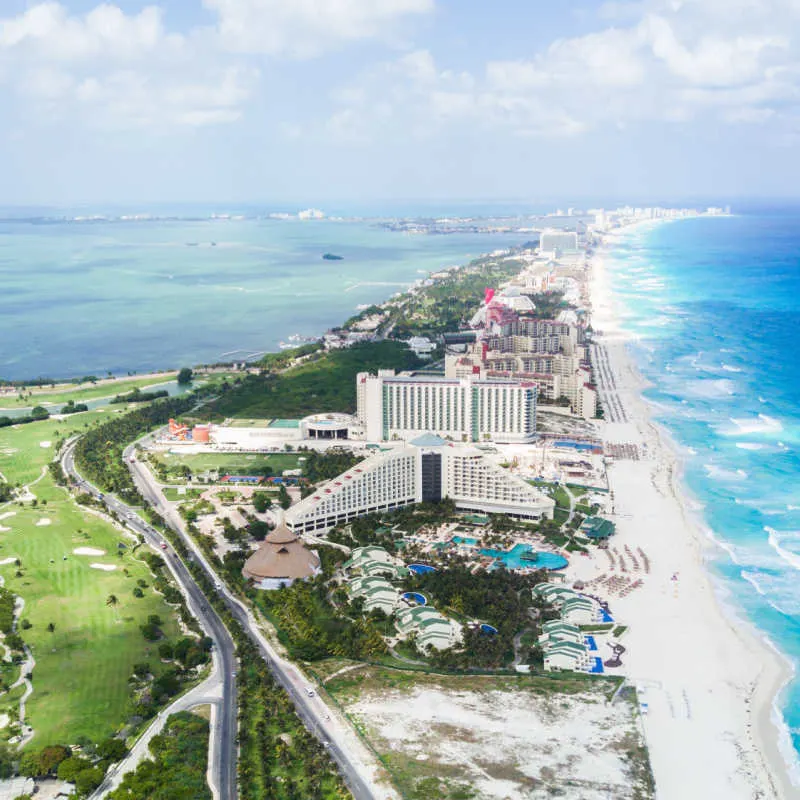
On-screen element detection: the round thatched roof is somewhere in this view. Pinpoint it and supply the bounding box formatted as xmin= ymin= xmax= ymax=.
xmin=242 ymin=522 xmax=320 ymax=581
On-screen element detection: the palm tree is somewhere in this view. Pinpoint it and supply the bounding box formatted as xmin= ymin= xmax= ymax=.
xmin=106 ymin=594 xmax=119 ymax=621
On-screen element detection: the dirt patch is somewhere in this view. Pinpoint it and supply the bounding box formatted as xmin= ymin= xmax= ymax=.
xmin=337 ymin=673 xmax=651 ymax=800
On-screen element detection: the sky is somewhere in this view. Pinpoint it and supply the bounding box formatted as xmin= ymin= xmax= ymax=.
xmin=1 ymin=0 xmax=800 ymax=206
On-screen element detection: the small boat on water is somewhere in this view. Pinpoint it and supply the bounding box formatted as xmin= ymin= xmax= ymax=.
xmin=322 ymin=253 xmax=344 ymax=260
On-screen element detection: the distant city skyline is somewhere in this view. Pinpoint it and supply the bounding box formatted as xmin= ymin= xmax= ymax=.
xmin=2 ymin=0 xmax=800 ymax=204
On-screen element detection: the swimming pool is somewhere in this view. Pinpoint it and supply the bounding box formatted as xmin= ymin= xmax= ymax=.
xmin=479 ymin=544 xmax=568 ymax=571
xmin=407 ymin=563 xmax=436 ymax=575
xmin=588 ymin=657 xmax=604 ymax=674
xmin=480 ymin=623 xmax=498 ymax=635
xmin=451 ymin=535 xmax=479 ymax=546
xmin=402 ymin=592 xmax=427 ymax=606
xmin=584 ymin=635 xmax=598 ymax=651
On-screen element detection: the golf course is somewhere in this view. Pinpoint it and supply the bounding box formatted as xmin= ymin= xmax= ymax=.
xmin=0 ymin=411 xmax=183 ymax=748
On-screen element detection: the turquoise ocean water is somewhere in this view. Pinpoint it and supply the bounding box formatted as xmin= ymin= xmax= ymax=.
xmin=0 ymin=216 xmax=529 ymax=380
xmin=606 ymin=211 xmax=800 ymax=780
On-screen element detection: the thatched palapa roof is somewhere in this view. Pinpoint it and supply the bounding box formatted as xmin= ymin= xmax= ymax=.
xmin=242 ymin=522 xmax=320 ymax=582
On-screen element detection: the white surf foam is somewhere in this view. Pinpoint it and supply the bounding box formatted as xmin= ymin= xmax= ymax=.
xmin=766 ymin=527 xmax=800 ymax=572
xmin=721 ymin=414 xmax=784 ymax=436
xmin=704 ymin=464 xmax=749 ymax=481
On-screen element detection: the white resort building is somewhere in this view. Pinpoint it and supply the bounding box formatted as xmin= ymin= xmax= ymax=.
xmin=356 ymin=370 xmax=538 ymax=444
xmin=341 ymin=546 xmax=408 ymax=579
xmin=285 ymin=434 xmax=555 ymax=535
xmin=395 ymin=606 xmax=463 ymax=652
xmin=347 ymin=576 xmax=400 ymax=615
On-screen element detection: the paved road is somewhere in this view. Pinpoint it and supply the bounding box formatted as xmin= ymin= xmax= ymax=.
xmin=129 ymin=430 xmax=389 ymax=800
xmin=61 ymin=440 xmax=238 ymax=800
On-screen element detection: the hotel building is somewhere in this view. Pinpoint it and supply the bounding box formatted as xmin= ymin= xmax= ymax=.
xmin=356 ymin=370 xmax=538 ymax=444
xmin=285 ymin=434 xmax=555 ymax=535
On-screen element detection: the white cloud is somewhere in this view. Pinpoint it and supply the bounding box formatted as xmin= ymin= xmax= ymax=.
xmin=326 ymin=0 xmax=800 ymax=142
xmin=0 ymin=2 xmax=254 ymax=130
xmin=204 ymin=0 xmax=434 ymax=57
xmin=0 ymin=2 xmax=175 ymax=61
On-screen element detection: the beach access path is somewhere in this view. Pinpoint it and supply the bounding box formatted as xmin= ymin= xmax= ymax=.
xmin=587 ymin=242 xmax=794 ymax=800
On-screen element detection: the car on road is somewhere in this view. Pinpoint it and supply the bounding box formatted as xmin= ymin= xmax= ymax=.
xmin=306 ymin=687 xmax=315 ymax=697
xmin=160 ymin=542 xmax=167 ymax=550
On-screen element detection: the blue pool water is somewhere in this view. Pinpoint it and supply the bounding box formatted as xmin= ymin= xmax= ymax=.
xmin=584 ymin=635 xmax=598 ymax=651
xmin=402 ymin=592 xmax=427 ymax=606
xmin=480 ymin=623 xmax=498 ymax=635
xmin=451 ymin=536 xmax=479 ymax=546
xmin=588 ymin=657 xmax=604 ymax=674
xmin=480 ymin=544 xmax=568 ymax=570
xmin=607 ymin=209 xmax=800 ymax=777
xmin=407 ymin=564 xmax=436 ymax=575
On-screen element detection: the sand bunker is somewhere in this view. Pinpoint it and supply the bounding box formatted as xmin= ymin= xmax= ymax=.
xmin=35 ymin=518 xmax=51 ymax=527
xmin=0 ymin=558 xmax=17 ymax=566
xmin=0 ymin=527 xmax=9 ymax=533
xmin=90 ymin=563 xmax=117 ymax=572
xmin=73 ymin=547 xmax=106 ymax=556
xmin=0 ymin=513 xmax=16 ymax=522
xmin=39 ymin=441 xmax=52 ymax=448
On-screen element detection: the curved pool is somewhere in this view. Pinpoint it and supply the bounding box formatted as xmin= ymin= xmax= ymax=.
xmin=407 ymin=563 xmax=436 ymax=575
xmin=480 ymin=545 xmax=568 ymax=571
xmin=402 ymin=592 xmax=427 ymax=606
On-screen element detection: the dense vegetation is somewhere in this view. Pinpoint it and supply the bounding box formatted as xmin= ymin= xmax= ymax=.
xmin=202 ymin=341 xmax=422 ymax=420
xmin=406 ymin=566 xmax=548 ymax=669
xmin=107 ymin=712 xmax=211 ymax=800
xmin=0 ymin=406 xmax=48 ymax=428
xmin=61 ymin=400 xmax=89 ymax=414
xmin=74 ymin=395 xmax=196 ymax=500
xmin=257 ymin=578 xmax=386 ymax=661
xmin=384 ymin=255 xmax=527 ymax=338
xmin=527 ymin=290 xmax=569 ymax=319
xmin=238 ymin=638 xmax=351 ymax=800
xmin=300 ymin=447 xmax=362 ymax=484
xmin=110 ymin=388 xmax=170 ymax=404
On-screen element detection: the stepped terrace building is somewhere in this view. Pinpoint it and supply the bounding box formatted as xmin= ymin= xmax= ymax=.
xmin=395 ymin=606 xmax=462 ymax=652
xmin=356 ymin=370 xmax=538 ymax=444
xmin=285 ymin=434 xmax=555 ymax=535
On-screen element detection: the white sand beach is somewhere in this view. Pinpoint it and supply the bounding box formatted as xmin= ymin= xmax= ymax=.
xmin=587 ymin=238 xmax=795 ymax=799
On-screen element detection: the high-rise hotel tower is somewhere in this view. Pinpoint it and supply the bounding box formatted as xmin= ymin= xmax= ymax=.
xmin=356 ymin=370 xmax=538 ymax=444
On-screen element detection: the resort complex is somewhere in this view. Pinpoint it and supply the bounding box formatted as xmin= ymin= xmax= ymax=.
xmin=284 ymin=433 xmax=555 ymax=534
xmin=9 ymin=202 xmax=767 ymax=800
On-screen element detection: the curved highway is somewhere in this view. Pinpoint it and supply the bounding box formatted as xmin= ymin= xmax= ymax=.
xmin=67 ymin=429 xmax=387 ymax=800
xmin=61 ymin=440 xmax=238 ymax=800
xmin=125 ymin=431 xmax=386 ymax=800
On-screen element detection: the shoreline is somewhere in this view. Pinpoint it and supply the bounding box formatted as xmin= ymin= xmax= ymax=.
xmin=590 ymin=221 xmax=796 ymax=799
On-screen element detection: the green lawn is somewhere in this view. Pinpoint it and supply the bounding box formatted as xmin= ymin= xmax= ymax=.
xmin=153 ymin=452 xmax=303 ymax=476
xmin=0 ymin=374 xmax=179 ymax=410
xmin=162 ymin=487 xmax=205 ymax=502
xmin=0 ymin=417 xmax=183 ymax=748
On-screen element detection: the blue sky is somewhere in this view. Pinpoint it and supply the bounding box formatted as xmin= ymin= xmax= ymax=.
xmin=1 ymin=0 xmax=799 ymax=206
